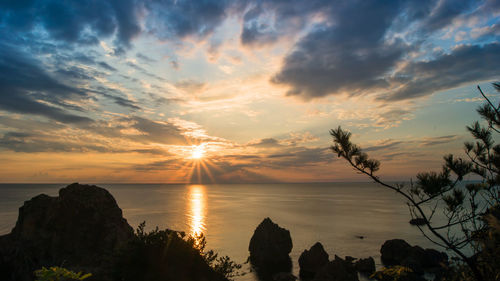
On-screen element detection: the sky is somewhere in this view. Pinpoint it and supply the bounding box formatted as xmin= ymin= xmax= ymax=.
xmin=0 ymin=0 xmax=499 ymax=183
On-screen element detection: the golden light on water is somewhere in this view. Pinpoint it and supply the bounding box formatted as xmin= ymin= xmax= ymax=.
xmin=187 ymin=185 xmax=207 ymax=238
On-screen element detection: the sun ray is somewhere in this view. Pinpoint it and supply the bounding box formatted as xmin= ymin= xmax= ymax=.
xmin=199 ymin=161 xmax=216 ymax=183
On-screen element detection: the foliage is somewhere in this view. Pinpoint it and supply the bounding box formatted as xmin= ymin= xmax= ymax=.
xmin=370 ymin=266 xmax=413 ymax=281
xmin=188 ymin=232 xmax=243 ymax=279
xmin=331 ymin=83 xmax=500 ymax=281
xmin=34 ymin=267 xmax=91 ymax=281
xmin=113 ymin=221 xmax=241 ymax=281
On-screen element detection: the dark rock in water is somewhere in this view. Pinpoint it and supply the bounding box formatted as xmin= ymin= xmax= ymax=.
xmin=248 ymin=218 xmax=293 ymax=272
xmin=273 ymin=272 xmax=297 ymax=281
xmin=422 ymin=248 xmax=448 ymax=269
xmin=409 ymin=218 xmax=427 ymax=226
xmin=380 ymin=239 xmax=447 ymax=274
xmin=354 ymin=235 xmax=365 ymax=239
xmin=0 ymin=183 xmax=134 ymax=281
xmin=249 ymin=218 xmax=293 ymax=278
xmin=401 ymin=255 xmax=424 ymax=274
xmin=355 ymin=257 xmax=376 ymax=275
xmin=312 ymin=255 xmax=359 ymax=281
xmin=381 ymin=239 xmax=414 ymax=266
xmin=298 ymin=242 xmax=329 ymax=279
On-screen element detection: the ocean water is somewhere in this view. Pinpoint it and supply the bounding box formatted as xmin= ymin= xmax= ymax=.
xmin=0 ymin=183 xmax=440 ymax=280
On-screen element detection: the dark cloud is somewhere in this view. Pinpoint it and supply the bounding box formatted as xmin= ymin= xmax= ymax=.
xmin=420 ymin=0 xmax=476 ymax=32
xmin=241 ymin=21 xmax=278 ymax=46
xmin=0 ymin=44 xmax=93 ymax=124
xmin=129 ymin=116 xmax=187 ymax=145
xmin=240 ymin=0 xmax=330 ymax=46
xmin=0 ymin=0 xmax=140 ymax=47
xmin=126 ymin=61 xmax=166 ymax=81
xmin=102 ymin=93 xmax=140 ymax=110
xmin=271 ymin=0 xmax=496 ymax=101
xmin=143 ymin=0 xmax=229 ymax=40
xmin=420 ymin=135 xmax=459 ymax=146
xmin=0 ymin=131 xmax=108 ymax=153
xmin=248 ymin=138 xmax=282 ymax=148
xmin=263 ymin=147 xmax=333 ymax=168
xmin=0 ymin=130 xmax=170 ymax=154
xmin=98 ymin=61 xmax=117 ymax=72
xmin=136 ymin=53 xmax=156 ymax=63
xmin=364 ymin=140 xmax=404 ymax=152
xmin=381 ymin=43 xmax=500 ymax=101
xmin=272 ymin=0 xmax=408 ymax=99
xmin=133 ymin=159 xmax=182 ymax=171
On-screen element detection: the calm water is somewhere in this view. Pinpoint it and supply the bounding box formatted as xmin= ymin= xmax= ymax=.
xmin=0 ymin=183 xmax=439 ymax=280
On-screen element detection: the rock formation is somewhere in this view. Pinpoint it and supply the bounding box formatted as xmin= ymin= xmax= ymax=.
xmin=0 ymin=183 xmax=134 ymax=281
xmin=249 ymin=218 xmax=293 ymax=278
xmin=298 ymin=242 xmax=329 ymax=279
xmin=0 ymin=183 xmax=228 ymax=281
xmin=409 ymin=218 xmax=427 ymax=226
xmin=381 ymin=239 xmax=448 ymax=273
xmin=312 ymin=255 xmax=359 ymax=281
xmin=354 ymin=257 xmax=375 ymax=275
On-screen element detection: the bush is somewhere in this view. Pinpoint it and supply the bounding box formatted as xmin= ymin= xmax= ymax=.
xmin=34 ymin=267 xmax=91 ymax=281
xmin=113 ymin=222 xmax=241 ymax=281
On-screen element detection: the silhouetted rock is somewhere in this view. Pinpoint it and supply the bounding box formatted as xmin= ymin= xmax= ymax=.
xmin=273 ymin=272 xmax=297 ymax=281
xmin=312 ymin=255 xmax=359 ymax=281
xmin=249 ymin=218 xmax=293 ymax=278
xmin=381 ymin=239 xmax=413 ymax=266
xmin=355 ymin=257 xmax=375 ymax=275
xmin=0 ymin=183 xmax=228 ymax=281
xmin=380 ymin=239 xmax=447 ymax=275
xmin=409 ymin=218 xmax=427 ymax=226
xmin=422 ymin=248 xmax=448 ymax=269
xmin=299 ymin=242 xmax=329 ymax=279
xmin=0 ymin=183 xmax=134 ymax=280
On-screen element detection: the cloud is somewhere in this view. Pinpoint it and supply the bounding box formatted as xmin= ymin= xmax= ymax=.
xmin=136 ymin=53 xmax=156 ymax=63
xmin=0 ymin=114 xmax=192 ymax=153
xmin=240 ymin=0 xmax=331 ymax=46
xmin=247 ymin=138 xmax=282 ymax=148
xmin=420 ymin=0 xmax=476 ymax=32
xmin=98 ymin=61 xmax=117 ymax=72
xmin=122 ymin=116 xmax=187 ymax=145
xmin=0 ymin=44 xmax=93 ymax=124
xmin=364 ymin=140 xmax=404 ymax=152
xmin=419 ymin=135 xmax=459 ymax=146
xmin=381 ymin=43 xmax=500 ymax=101
xmin=126 ymin=61 xmax=166 ymax=81
xmin=0 ymin=0 xmax=140 ymax=47
xmin=143 ymin=0 xmax=230 ymax=40
xmin=175 ymin=80 xmax=206 ymax=93
xmin=272 ymin=0 xmax=408 ymax=100
xmin=271 ymin=0 xmax=498 ymax=102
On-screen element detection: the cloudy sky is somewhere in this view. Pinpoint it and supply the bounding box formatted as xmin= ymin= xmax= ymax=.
xmin=0 ymin=0 xmax=499 ymax=183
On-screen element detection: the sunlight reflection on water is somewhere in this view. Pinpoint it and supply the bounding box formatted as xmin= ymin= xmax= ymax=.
xmin=187 ymin=185 xmax=207 ymax=240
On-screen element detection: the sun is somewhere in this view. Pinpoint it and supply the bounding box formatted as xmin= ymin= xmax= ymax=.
xmin=191 ymin=145 xmax=205 ymax=159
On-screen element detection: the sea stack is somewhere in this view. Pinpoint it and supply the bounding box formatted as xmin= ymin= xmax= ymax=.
xmin=249 ymin=217 xmax=293 ymax=277
xmin=298 ymin=242 xmax=329 ymax=279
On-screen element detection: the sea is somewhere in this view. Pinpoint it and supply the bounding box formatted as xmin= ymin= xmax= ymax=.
xmin=0 ymin=182 xmax=442 ymax=281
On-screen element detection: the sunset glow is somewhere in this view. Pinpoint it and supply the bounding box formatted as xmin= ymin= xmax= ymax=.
xmin=0 ymin=1 xmax=498 ymax=183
